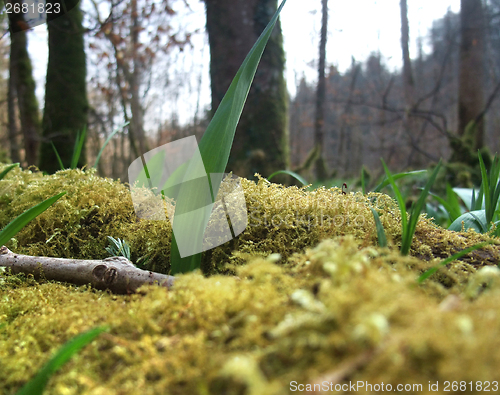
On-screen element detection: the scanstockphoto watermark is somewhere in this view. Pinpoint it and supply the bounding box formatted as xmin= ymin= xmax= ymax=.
xmin=248 ymin=210 xmax=366 ymax=230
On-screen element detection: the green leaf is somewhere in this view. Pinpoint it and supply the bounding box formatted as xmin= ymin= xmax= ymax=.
xmin=94 ymin=122 xmax=130 ymax=169
xmin=169 ymin=0 xmax=288 ymax=274
xmin=0 ymin=163 xmax=19 ymax=181
xmin=429 ymin=184 xmax=462 ymax=224
xmin=370 ymin=208 xmax=387 ymax=248
xmin=268 ymin=170 xmax=308 ymax=186
xmin=417 ymin=242 xmax=491 ymax=283
xmin=478 ymin=151 xmax=492 ymax=223
xmin=16 ymin=326 xmax=108 ymax=395
xmin=404 ymin=160 xmax=442 ymax=255
xmin=448 ymin=210 xmax=487 ymax=233
xmin=381 ymin=159 xmax=441 ymax=256
xmin=361 ymin=166 xmax=370 ymax=195
xmin=51 ymin=142 xmax=65 ymax=171
xmin=71 ymin=126 xmax=87 ymax=169
xmin=373 ymin=170 xmax=426 ymax=193
xmin=381 ymin=159 xmax=408 ymax=252
xmin=0 ymin=192 xmax=66 ymax=247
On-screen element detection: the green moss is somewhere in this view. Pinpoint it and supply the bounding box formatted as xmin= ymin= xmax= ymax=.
xmin=2 ymin=164 xmax=500 ymax=393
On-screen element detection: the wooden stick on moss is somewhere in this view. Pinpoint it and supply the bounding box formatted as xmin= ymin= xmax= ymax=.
xmin=0 ymin=246 xmax=175 ymax=294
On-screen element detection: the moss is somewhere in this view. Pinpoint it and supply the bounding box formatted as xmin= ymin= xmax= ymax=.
xmin=2 ymin=164 xmax=500 ymax=393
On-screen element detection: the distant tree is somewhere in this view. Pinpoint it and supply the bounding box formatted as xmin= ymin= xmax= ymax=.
xmin=39 ymin=0 xmax=88 ymax=173
xmin=204 ymin=0 xmax=289 ymax=179
xmin=7 ymin=1 xmax=41 ymax=166
xmin=457 ymin=0 xmax=485 ymax=151
xmin=313 ymin=0 xmax=328 ymax=181
xmin=88 ymin=0 xmax=192 ymax=176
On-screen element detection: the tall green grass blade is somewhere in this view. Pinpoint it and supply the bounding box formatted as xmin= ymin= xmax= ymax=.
xmin=478 ymin=151 xmax=492 ymax=223
xmin=169 ymin=0 xmax=288 ymax=274
xmin=361 ymin=166 xmax=370 ymax=195
xmin=381 ymin=159 xmax=408 ymax=251
xmin=94 ymin=122 xmax=130 ymax=169
xmin=71 ymin=127 xmax=87 ymax=169
xmin=0 ymin=192 xmax=66 ymax=247
xmin=16 ymin=326 xmax=108 ymax=395
xmin=403 ymin=160 xmax=442 ymax=255
xmin=417 ymin=242 xmax=491 ymax=283
xmin=370 ymin=208 xmax=387 ymax=247
xmin=0 ymin=163 xmax=19 ymax=181
xmin=51 ymin=142 xmax=65 ymax=171
xmin=268 ymin=170 xmax=307 ymax=186
xmin=373 ymin=170 xmax=426 ymax=193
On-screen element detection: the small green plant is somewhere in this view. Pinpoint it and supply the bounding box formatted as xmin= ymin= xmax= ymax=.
xmin=51 ymin=122 xmax=129 ymax=171
xmin=16 ymin=326 xmax=108 ymax=395
xmin=105 ymin=236 xmax=131 ymax=260
xmin=376 ymin=159 xmax=442 ymax=255
xmin=448 ymin=152 xmax=500 ymax=234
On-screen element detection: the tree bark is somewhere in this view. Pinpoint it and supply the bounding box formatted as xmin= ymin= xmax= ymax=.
xmin=457 ymin=0 xmax=485 ymax=150
xmin=314 ymin=0 xmax=328 ymax=181
xmin=39 ymin=0 xmax=88 ymax=173
xmin=7 ymin=1 xmax=41 ymax=166
xmin=204 ymin=0 xmax=289 ymax=179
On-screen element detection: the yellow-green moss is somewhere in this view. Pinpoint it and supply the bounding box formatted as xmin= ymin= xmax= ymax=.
xmin=2 ymin=237 xmax=500 ymax=394
xmin=2 ymin=164 xmax=500 ymax=393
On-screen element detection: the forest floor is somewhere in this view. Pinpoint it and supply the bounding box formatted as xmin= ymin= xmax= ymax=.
xmin=1 ymin=165 xmax=500 ymax=394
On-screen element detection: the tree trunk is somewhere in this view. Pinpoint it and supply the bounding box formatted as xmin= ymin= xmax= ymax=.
xmin=39 ymin=0 xmax=88 ymax=173
xmin=399 ymin=0 xmax=422 ymax=167
xmin=8 ymin=63 xmax=21 ymax=165
xmin=457 ymin=0 xmax=485 ymax=150
xmin=129 ymin=0 xmax=148 ymax=157
xmin=400 ymin=0 xmax=414 ymax=104
xmin=204 ymin=0 xmax=289 ymax=179
xmin=314 ymin=0 xmax=328 ymax=181
xmin=7 ymin=2 xmax=41 ymax=166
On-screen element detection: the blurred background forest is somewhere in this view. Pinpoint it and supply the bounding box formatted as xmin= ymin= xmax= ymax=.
xmin=1 ymin=0 xmax=498 ymax=186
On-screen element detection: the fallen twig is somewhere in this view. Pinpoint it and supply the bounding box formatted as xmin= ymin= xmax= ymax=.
xmin=0 ymin=246 xmax=175 ymax=294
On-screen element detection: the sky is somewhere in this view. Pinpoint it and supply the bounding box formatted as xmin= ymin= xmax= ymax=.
xmin=25 ymin=0 xmax=461 ymax=124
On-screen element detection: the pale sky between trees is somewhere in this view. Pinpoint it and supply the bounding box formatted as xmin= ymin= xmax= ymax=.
xmin=25 ymin=0 xmax=460 ymax=124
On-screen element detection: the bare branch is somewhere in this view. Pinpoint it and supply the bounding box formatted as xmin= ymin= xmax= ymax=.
xmin=0 ymin=246 xmax=175 ymax=294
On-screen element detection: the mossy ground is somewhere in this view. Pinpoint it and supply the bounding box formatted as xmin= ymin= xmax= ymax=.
xmin=1 ymin=164 xmax=500 ymax=394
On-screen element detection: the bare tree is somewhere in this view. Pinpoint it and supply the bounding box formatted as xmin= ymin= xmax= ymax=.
xmin=7 ymin=1 xmax=41 ymax=166
xmin=314 ymin=0 xmax=328 ymax=181
xmin=458 ymin=0 xmax=485 ymax=150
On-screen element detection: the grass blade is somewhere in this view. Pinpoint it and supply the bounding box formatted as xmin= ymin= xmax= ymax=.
xmin=16 ymin=326 xmax=108 ymax=395
xmin=373 ymin=170 xmax=426 ymax=193
xmin=51 ymin=142 xmax=65 ymax=171
xmin=361 ymin=166 xmax=370 ymax=195
xmin=169 ymin=0 xmax=287 ymax=274
xmin=71 ymin=126 xmax=87 ymax=169
xmin=94 ymin=122 xmax=130 ymax=169
xmin=478 ymin=151 xmax=491 ymax=223
xmin=268 ymin=170 xmax=307 ymax=186
xmin=381 ymin=159 xmax=408 ymax=251
xmin=417 ymin=242 xmax=491 ymax=283
xmin=0 ymin=192 xmax=66 ymax=247
xmin=370 ymin=208 xmax=387 ymax=247
xmin=0 ymin=163 xmax=19 ymax=181
xmin=404 ymin=160 xmax=442 ymax=255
